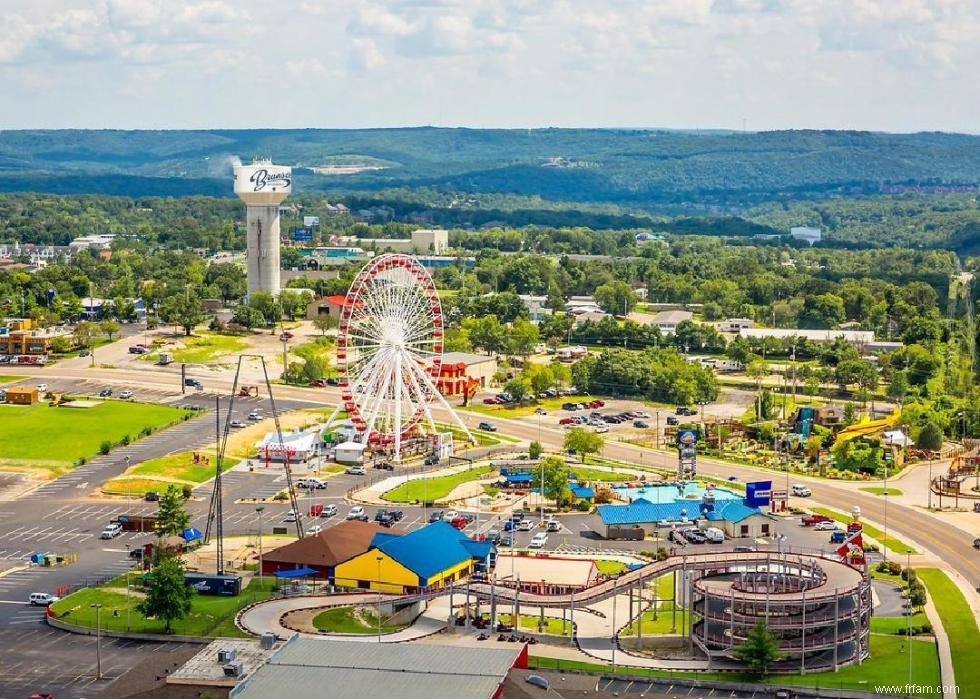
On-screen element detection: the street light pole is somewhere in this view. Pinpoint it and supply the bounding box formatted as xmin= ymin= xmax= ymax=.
xmin=91 ymin=603 xmax=103 ymax=680
xmin=376 ymin=555 xmax=383 ymax=643
xmin=125 ymin=544 xmax=131 ymax=632
xmin=256 ymin=506 xmax=265 ymax=586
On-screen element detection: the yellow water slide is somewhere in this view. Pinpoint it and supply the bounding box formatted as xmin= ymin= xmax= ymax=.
xmin=832 ymin=407 xmax=901 ymax=445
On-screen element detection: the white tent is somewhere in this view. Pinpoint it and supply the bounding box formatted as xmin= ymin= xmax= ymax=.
xmin=255 ymin=430 xmax=320 ymax=462
xmin=883 ymin=430 xmax=913 ymax=447
xmin=333 ymin=440 xmax=366 ymax=465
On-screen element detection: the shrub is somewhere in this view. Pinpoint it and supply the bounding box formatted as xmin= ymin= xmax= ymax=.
xmin=181 ymin=485 xmax=193 ymax=499
xmin=121 ymin=434 xmax=131 ymax=446
xmin=99 ymin=440 xmax=112 ymax=455
xmin=575 ymin=500 xmax=591 ymax=512
xmin=272 ymin=491 xmax=288 ymax=501
xmin=140 ymin=426 xmax=153 ymax=437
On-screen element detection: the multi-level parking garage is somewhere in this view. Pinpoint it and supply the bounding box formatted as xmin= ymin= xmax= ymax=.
xmin=691 ymin=554 xmax=871 ymax=672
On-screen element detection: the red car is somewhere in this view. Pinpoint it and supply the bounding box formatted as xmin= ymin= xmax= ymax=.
xmin=800 ymin=514 xmax=833 ymax=526
xmin=309 ymin=379 xmax=328 ymax=387
xmin=592 ymin=399 xmax=605 ymax=408
xmin=559 ymin=417 xmax=577 ymax=425
xmin=450 ymin=516 xmax=468 ymax=529
xmin=482 ymin=397 xmax=499 ymax=404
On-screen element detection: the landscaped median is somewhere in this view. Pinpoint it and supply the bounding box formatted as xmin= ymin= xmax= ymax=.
xmin=381 ymin=465 xmax=497 ymax=503
xmin=48 ymin=574 xmax=277 ymax=639
xmin=311 ymin=605 xmax=407 ymax=635
xmin=810 ymin=506 xmax=917 ymax=555
xmin=102 ymin=451 xmax=240 ymax=496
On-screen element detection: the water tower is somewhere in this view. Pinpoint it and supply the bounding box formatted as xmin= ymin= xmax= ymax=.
xmin=233 ymin=160 xmax=292 ymax=298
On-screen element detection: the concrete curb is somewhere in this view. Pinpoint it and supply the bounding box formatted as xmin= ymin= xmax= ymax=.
xmin=46 ymin=614 xmax=213 ymax=643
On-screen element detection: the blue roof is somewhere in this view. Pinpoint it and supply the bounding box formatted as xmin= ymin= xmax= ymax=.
xmin=274 ymin=567 xmax=317 ymax=578
xmin=182 ymin=527 xmax=203 ymax=542
xmin=374 ymin=521 xmax=494 ymax=579
xmin=570 ymin=484 xmax=595 ymax=499
xmin=598 ymin=498 xmax=763 ymax=526
xmin=504 ymin=473 xmax=533 ymax=483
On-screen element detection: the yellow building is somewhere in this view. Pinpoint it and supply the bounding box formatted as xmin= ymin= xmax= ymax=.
xmin=334 ymin=522 xmax=494 ymax=594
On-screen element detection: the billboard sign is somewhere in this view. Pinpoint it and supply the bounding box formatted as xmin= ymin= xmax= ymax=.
xmin=303 ymin=216 xmax=320 ymax=227
xmin=294 ymin=227 xmax=313 ymax=241
xmin=745 ymin=480 xmax=772 ymax=507
xmin=677 ymin=429 xmax=698 ymax=447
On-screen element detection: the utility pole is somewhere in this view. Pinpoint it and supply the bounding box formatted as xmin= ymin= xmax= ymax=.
xmin=256 ymin=506 xmax=265 ymax=586
xmin=91 ymin=603 xmax=103 ymax=680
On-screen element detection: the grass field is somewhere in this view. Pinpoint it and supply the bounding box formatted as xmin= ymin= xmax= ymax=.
xmin=529 ymin=634 xmax=940 ymax=694
xmin=596 ymin=559 xmax=627 ymax=576
xmin=382 ymin=465 xmax=496 ymax=503
xmin=159 ymin=332 xmax=249 ymax=364
xmin=102 ymin=451 xmax=240 ymax=495
xmin=311 ymin=606 xmax=406 ymax=634
xmin=567 ymin=466 xmax=631 ymax=482
xmin=917 ymin=568 xmax=980 ymax=698
xmin=488 ymin=612 xmax=572 ymax=636
xmin=812 ymin=507 xmax=917 ymax=555
xmin=859 ymin=487 xmax=903 ymax=496
xmin=0 ymin=375 xmax=25 ymax=383
xmin=871 ymin=611 xmax=928 ymax=634
xmin=0 ymin=401 xmax=193 ymax=471
xmin=50 ymin=576 xmax=277 ymax=638
xmin=463 ymin=395 xmax=597 ymax=420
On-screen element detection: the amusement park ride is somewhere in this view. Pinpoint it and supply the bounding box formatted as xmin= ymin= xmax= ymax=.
xmin=325 ymin=253 xmax=476 ymax=462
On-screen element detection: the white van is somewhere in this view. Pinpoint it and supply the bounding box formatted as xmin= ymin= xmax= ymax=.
xmin=100 ymin=522 xmax=122 ymax=539
xmin=791 ymin=484 xmax=812 ymax=497
xmin=703 ymin=527 xmax=725 ymax=543
xmin=529 ymin=532 xmax=548 ymax=548
xmin=29 ymin=592 xmax=59 ymax=606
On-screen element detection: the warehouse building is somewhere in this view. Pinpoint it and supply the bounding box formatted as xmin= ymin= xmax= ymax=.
xmin=334 ymin=521 xmax=495 ymax=594
xmin=261 ymin=521 xmax=395 ymax=584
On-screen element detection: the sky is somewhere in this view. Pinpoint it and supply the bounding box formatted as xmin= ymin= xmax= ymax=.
xmin=0 ymin=0 xmax=978 ymax=132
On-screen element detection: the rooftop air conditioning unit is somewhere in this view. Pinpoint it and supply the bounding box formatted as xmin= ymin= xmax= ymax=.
xmin=260 ymin=632 xmax=277 ymax=650
xmin=223 ymin=661 xmax=243 ymax=677
xmin=218 ymin=648 xmax=237 ymax=663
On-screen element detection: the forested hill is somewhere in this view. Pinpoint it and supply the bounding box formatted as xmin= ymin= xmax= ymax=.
xmin=1 ymin=128 xmax=978 ymax=205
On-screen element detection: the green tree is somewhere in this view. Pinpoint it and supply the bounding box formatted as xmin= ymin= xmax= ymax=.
xmin=842 ymin=402 xmax=857 ymax=426
xmin=508 ymin=319 xmax=540 ymax=358
xmin=539 ymin=455 xmax=572 ymax=507
xmin=136 ymin=554 xmax=194 ymax=634
xmin=75 ymin=320 xmax=97 ymax=348
xmin=745 ymin=357 xmax=768 ymax=391
xmin=159 ymin=292 xmax=205 ymax=336
xmin=528 ymin=441 xmax=543 ymax=460
xmin=156 ymin=485 xmax=191 ymax=537
xmin=503 ymin=377 xmax=531 ymax=403
xmin=231 ymin=305 xmax=264 ymax=329
xmin=249 ymin=291 xmax=282 ymax=326
xmin=563 ymin=428 xmax=604 ymax=463
xmin=464 ymin=315 xmax=508 ymax=355
xmin=594 ymin=280 xmax=637 ymax=317
xmin=732 ymin=621 xmax=782 ymax=676
xmin=525 ymin=364 xmax=555 ymax=395
xmin=916 ymin=421 xmax=943 ymax=451
xmin=312 ymin=314 xmax=337 ymax=335
xmin=99 ymin=319 xmax=121 ymax=339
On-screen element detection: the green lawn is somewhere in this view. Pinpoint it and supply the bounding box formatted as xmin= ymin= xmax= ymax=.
xmin=529 ymin=634 xmax=939 ymax=695
xmin=859 ymin=487 xmax=904 ymax=496
xmin=871 ymin=612 xmax=928 ymax=634
xmin=917 ymin=568 xmax=980 ymax=698
xmin=158 ymin=332 xmax=249 ymax=364
xmin=463 ymin=395 xmax=597 ymax=420
xmin=489 ymin=612 xmax=572 ymax=636
xmin=50 ymin=576 xmax=278 ymax=638
xmin=811 ymin=507 xmax=917 ymax=555
xmin=382 ymin=466 xmax=496 ymax=503
xmin=596 ymin=559 xmax=627 ymax=576
xmin=311 ymin=606 xmax=406 ymax=634
xmin=567 ymin=467 xmax=631 ymax=482
xmin=103 ymin=451 xmax=240 ymax=495
xmin=0 ymin=375 xmax=25 ymax=383
xmin=0 ymin=401 xmax=193 ymax=470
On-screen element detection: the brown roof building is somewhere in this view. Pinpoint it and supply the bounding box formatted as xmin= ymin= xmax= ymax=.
xmin=261 ymin=520 xmax=401 ymax=582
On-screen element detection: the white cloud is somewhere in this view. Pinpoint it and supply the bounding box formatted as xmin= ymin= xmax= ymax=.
xmin=348 ymin=37 xmax=385 ymax=72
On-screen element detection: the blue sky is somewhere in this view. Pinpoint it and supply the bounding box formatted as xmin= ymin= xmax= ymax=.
xmin=0 ymin=0 xmax=977 ymax=132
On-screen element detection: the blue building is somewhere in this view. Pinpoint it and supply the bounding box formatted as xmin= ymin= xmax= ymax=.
xmin=596 ymin=497 xmax=772 ymax=540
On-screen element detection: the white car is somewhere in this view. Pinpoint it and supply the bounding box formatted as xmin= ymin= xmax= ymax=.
xmin=29 ymin=592 xmax=60 ymax=606
xmin=516 ymin=519 xmax=534 ymax=532
xmin=528 ymin=532 xmax=548 ymax=548
xmin=100 ymin=522 xmax=123 ymax=539
xmin=545 ymin=519 xmax=561 ymax=532
xmin=814 ymin=520 xmax=838 ymax=531
xmin=119 ymin=390 xmax=134 ymax=399
xmin=346 ymin=506 xmax=366 ymax=520
xmin=229 ymin=420 xmax=246 ymax=428
xmin=345 ymin=466 xmax=365 ymax=476
xmin=593 ymin=425 xmax=609 ymax=434
xmin=321 ymin=504 xmax=338 ymax=517
xmin=442 ymin=510 xmax=459 ymax=522
xmin=306 ymin=525 xmax=323 ymax=535
xmin=36 ymin=383 xmax=48 ymax=392
xmin=247 ymin=411 xmax=261 ymax=420
xmin=791 ymin=484 xmax=812 ymax=497
xmin=284 ymin=509 xmax=298 ymax=522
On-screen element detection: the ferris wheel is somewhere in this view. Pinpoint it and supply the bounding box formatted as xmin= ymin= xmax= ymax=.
xmin=333 ymin=253 xmax=474 ymax=460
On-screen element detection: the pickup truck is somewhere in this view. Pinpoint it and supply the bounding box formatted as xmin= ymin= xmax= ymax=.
xmin=800 ymin=514 xmax=833 ymax=526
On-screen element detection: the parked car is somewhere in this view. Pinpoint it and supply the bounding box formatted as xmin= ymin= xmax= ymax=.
xmin=487 ymin=528 xmax=501 ymax=544
xmin=733 ymin=545 xmax=757 ymax=553
xmin=183 ymin=378 xmax=203 ymax=389
xmin=534 ymin=408 xmax=547 ymax=415
xmin=29 ymin=592 xmax=60 ymax=606
xmin=346 ymin=506 xmax=366 ymax=520
xmin=814 ymin=520 xmax=839 ymax=531
xmin=309 ymin=379 xmax=328 ymax=387
xmin=634 ymin=420 xmax=650 ymax=428
xmin=36 ymin=383 xmax=48 ymax=392
xmin=516 ymin=519 xmax=534 ymax=531
xmin=675 ymin=406 xmax=697 ymax=415
xmin=974 ymin=537 xmax=980 ymax=550
xmin=321 ymin=504 xmax=338 ymax=518
xmin=306 ymin=525 xmax=323 ymax=535
xmin=79 ymin=349 xmax=90 ymax=357
xmin=499 ymin=534 xmax=513 ymax=547
xmin=229 ymin=420 xmax=246 ymax=428
xmin=429 ymin=510 xmax=444 ymax=523
xmin=791 ymin=484 xmax=812 ymax=497
xmin=442 ymin=510 xmax=459 ymax=522
xmin=247 ymin=410 xmax=261 ymax=420
xmin=633 ymin=410 xmax=650 ymax=418
xmin=477 ymin=422 xmax=497 ymax=432
xmin=374 ymin=509 xmax=390 ymax=522
xmin=424 ymin=453 xmax=440 ymax=465
xmin=279 ymin=331 xmax=294 ymax=341
xmin=800 ymin=514 xmax=833 ymax=526
xmin=545 ymin=519 xmax=561 ymax=532
xmin=99 ymin=388 xmax=113 ymax=397
xmin=118 ymin=389 xmax=134 ymax=399
xmin=144 ymin=491 xmax=159 ymax=502
xmin=326 ymin=377 xmax=340 ymax=385
xmin=100 ymin=523 xmax=123 ymax=539
xmin=830 ymin=531 xmax=847 ymax=544
xmin=561 ymin=403 xmax=579 ymax=411
xmin=666 ymin=416 xmax=679 ymax=426
xmin=284 ymin=509 xmax=298 ymax=522
xmin=345 ymin=466 xmax=366 ymax=475
xmin=528 ymin=532 xmax=548 ymax=548
xmin=482 ymin=397 xmax=500 ymax=404
xmin=703 ymin=527 xmax=725 ymax=543
xmin=593 ymin=425 xmax=609 ymax=433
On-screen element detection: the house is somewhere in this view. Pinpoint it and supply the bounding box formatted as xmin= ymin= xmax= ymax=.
xmin=517 ymin=295 xmax=553 ymax=322
xmin=333 ymin=521 xmax=495 ymax=594
xmin=5 ymin=387 xmax=39 ymax=404
xmin=649 ymin=310 xmax=693 ymax=333
xmin=440 ymin=352 xmax=498 ymax=389
xmin=69 ymin=234 xmax=115 ymax=250
xmin=261 ymin=520 xmax=394 ymax=583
